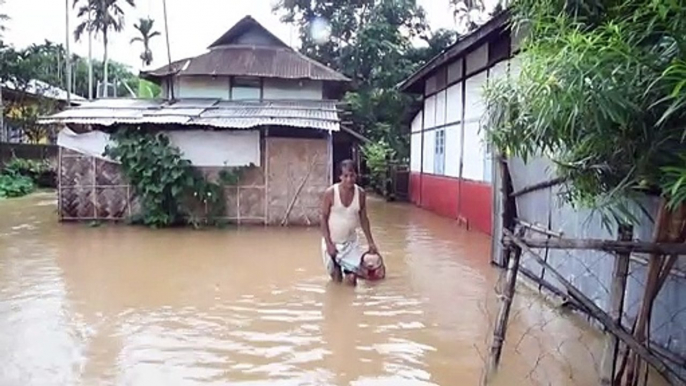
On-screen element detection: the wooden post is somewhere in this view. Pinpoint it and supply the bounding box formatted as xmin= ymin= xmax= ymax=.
xmin=264 ymin=128 xmax=270 ymax=225
xmin=57 ymin=146 xmax=63 ymax=221
xmin=485 ymin=227 xmax=525 ymax=383
xmin=495 ymin=156 xmax=515 ymax=267
xmin=601 ymin=224 xmax=633 ymax=385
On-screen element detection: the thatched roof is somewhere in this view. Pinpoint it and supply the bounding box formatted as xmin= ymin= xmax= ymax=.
xmin=142 ymin=16 xmax=350 ymax=83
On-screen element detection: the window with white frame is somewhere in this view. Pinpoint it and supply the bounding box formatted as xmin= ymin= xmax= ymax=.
xmin=231 ymin=76 xmax=261 ymax=100
xmin=434 ymin=129 xmax=446 ymax=175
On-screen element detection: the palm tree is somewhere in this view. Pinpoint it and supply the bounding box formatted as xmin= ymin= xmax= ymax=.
xmin=130 ymin=17 xmax=160 ymax=67
xmin=73 ymin=0 xmax=135 ymax=97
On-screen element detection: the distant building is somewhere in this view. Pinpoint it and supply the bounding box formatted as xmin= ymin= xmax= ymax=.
xmin=40 ymin=16 xmax=362 ymax=225
xmin=399 ymin=12 xmax=519 ymax=235
xmin=2 ymin=79 xmax=84 ymax=143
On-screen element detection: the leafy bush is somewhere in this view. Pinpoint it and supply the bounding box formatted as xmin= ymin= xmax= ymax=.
xmin=485 ymin=0 xmax=686 ymax=225
xmin=0 ymin=157 xmax=48 ymax=198
xmin=0 ymin=173 xmax=35 ymax=198
xmin=4 ymin=158 xmax=50 ymax=178
xmin=362 ymin=140 xmax=395 ymax=194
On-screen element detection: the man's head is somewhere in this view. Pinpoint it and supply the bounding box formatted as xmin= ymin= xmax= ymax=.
xmin=338 ymin=159 xmax=357 ymax=188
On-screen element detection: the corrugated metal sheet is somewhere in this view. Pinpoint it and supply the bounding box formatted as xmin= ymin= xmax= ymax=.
xmin=38 ymin=98 xmax=341 ymax=132
xmin=189 ymin=117 xmax=338 ymax=131
xmin=142 ymin=16 xmax=349 ymax=83
xmin=143 ymin=47 xmax=349 ymax=82
xmin=2 ymin=79 xmax=86 ymax=102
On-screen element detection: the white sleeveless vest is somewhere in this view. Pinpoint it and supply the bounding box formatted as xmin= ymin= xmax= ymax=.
xmin=328 ymin=183 xmax=361 ymax=244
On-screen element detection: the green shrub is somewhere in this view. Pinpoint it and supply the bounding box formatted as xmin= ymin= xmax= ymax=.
xmin=362 ymin=140 xmax=395 ymax=194
xmin=0 ymin=173 xmax=35 ymax=198
xmin=4 ymin=158 xmax=50 ymax=178
xmin=104 ymin=127 xmax=239 ymax=228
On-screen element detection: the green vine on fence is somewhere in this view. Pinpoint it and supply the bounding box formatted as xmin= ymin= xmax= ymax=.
xmin=104 ymin=127 xmax=247 ymax=228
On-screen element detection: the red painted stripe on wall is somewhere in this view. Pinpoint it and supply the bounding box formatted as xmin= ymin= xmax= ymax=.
xmin=408 ymin=172 xmax=493 ymax=236
xmin=419 ymin=174 xmax=460 ymax=220
xmin=460 ymin=179 xmax=492 ymax=235
xmin=409 ymin=172 xmax=421 ymax=205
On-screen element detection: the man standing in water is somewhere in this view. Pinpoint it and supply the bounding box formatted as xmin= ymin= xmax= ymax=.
xmin=321 ymin=159 xmax=378 ymax=285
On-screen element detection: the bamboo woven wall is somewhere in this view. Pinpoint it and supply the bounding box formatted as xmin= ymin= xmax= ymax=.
xmin=57 ymin=135 xmax=329 ymax=226
xmin=266 ymin=137 xmax=329 ymax=226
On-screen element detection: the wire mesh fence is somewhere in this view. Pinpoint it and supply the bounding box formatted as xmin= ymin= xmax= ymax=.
xmin=484 ymin=156 xmax=686 ymax=385
xmin=482 ymin=268 xmax=607 ymax=386
xmin=483 ymin=233 xmax=686 ymax=385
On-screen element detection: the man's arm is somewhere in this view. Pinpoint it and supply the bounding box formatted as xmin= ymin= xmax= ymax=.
xmin=321 ymin=188 xmax=334 ymax=247
xmin=359 ymin=188 xmax=377 ymax=252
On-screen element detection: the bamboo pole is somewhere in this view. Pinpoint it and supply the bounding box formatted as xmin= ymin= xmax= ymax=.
xmin=510 ymin=176 xmax=567 ymax=198
xmin=515 ymin=218 xmax=563 ymax=238
xmin=504 ymin=237 xmax=686 ymax=255
xmin=503 ymin=228 xmax=686 ymax=386
xmin=495 ymin=156 xmax=516 ymax=267
xmin=485 ymin=227 xmax=526 ymax=382
xmin=601 ymin=224 xmax=633 ymax=385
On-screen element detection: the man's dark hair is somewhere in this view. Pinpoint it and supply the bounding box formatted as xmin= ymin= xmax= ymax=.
xmin=338 ymin=159 xmax=357 ymax=174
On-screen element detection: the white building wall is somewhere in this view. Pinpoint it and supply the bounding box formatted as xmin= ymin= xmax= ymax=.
xmin=410 ymin=132 xmax=422 ymax=172
xmin=462 ymin=42 xmax=490 ymax=182
xmin=263 ymin=79 xmax=323 ymax=100
xmin=464 ymin=71 xmax=487 ymax=123
xmin=445 ymin=123 xmax=462 ymax=178
xmin=435 ymin=90 xmax=447 ymax=127
xmin=177 ymin=76 xmax=230 ymax=99
xmin=482 ymin=60 xmax=510 ymax=183
xmin=422 ymin=130 xmax=435 ymax=174
xmin=411 ymin=111 xmax=423 ymax=133
xmin=410 ymin=34 xmax=517 ymax=183
xmin=446 ymin=83 xmax=462 ymax=124
xmin=462 ymin=121 xmax=485 ymax=181
xmin=424 ymin=95 xmax=437 ymax=129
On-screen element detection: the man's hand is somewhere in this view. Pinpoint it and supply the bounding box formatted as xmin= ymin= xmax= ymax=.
xmin=368 ymin=242 xmax=378 ymax=255
xmin=326 ymin=241 xmax=338 ymax=258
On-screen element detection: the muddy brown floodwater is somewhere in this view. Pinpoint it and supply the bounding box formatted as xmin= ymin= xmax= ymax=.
xmin=0 ymin=192 xmax=608 ymax=386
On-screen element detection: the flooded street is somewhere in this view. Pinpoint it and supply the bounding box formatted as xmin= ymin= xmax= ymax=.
xmin=0 ymin=192 xmax=605 ymax=386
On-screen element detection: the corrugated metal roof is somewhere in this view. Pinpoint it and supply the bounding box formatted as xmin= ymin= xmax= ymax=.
xmin=38 ymin=98 xmax=341 ymax=132
xmin=142 ymin=46 xmax=350 ymax=82
xmin=2 ymin=79 xmax=86 ymax=102
xmin=141 ymin=17 xmax=349 ymax=83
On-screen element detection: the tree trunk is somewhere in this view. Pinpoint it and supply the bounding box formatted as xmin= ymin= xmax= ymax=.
xmin=0 ymin=84 xmax=4 ymax=142
xmin=620 ymin=199 xmax=686 ymax=385
xmin=103 ymin=30 xmax=109 ymax=98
